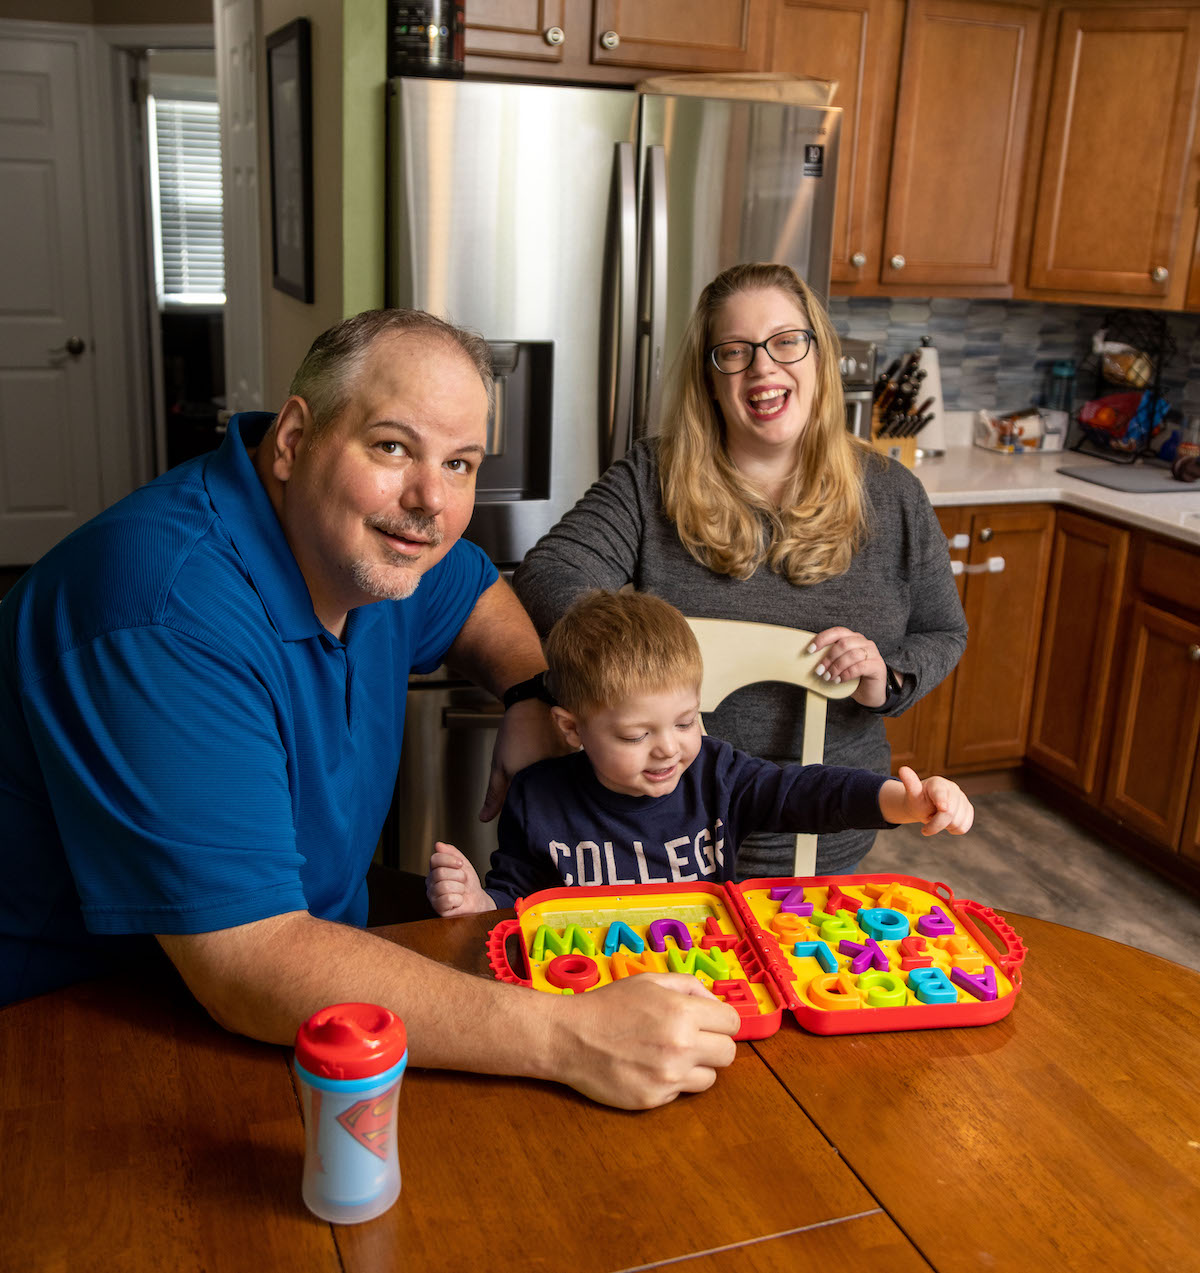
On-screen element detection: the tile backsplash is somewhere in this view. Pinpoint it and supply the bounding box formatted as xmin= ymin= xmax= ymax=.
xmin=828 ymin=296 xmax=1200 ymax=418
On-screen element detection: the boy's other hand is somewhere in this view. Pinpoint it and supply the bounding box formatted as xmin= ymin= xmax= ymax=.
xmin=426 ymin=842 xmax=497 ymax=917
xmin=881 ymin=767 xmax=974 ymax=836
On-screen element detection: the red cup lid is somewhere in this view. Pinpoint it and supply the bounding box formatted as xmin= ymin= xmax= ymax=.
xmin=294 ymin=1003 xmax=407 ymax=1080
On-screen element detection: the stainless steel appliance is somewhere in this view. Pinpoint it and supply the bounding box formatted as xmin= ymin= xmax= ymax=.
xmin=385 ymin=76 xmax=841 ymax=875
xmin=840 ymin=337 xmax=876 ymax=440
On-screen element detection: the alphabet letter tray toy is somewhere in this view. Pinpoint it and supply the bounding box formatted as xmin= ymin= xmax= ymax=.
xmin=487 ymin=875 xmax=1026 ymax=1039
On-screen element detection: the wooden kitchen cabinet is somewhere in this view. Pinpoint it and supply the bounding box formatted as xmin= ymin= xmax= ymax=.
xmin=1023 ymin=4 xmax=1200 ymax=304
xmin=879 ymin=0 xmax=1040 ymax=291
xmin=465 ymin=0 xmax=772 ymax=78
xmin=1026 ymin=510 xmax=1129 ymax=797
xmin=1102 ymin=537 xmax=1200 ymax=851
xmin=770 ymin=0 xmax=905 ymax=286
xmin=944 ymin=504 xmax=1054 ymax=770
xmin=464 ymin=0 xmax=570 ymax=64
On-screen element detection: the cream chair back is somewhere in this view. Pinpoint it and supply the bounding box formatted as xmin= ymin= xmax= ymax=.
xmin=686 ymin=617 xmax=860 ymax=876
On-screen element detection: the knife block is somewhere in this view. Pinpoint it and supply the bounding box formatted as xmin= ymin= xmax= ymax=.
xmin=869 ymin=406 xmax=917 ymax=468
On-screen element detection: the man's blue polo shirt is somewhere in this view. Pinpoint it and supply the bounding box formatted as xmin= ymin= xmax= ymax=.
xmin=0 ymin=413 xmax=497 ymax=1005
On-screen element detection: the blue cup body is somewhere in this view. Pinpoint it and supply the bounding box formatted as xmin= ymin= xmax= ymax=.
xmin=295 ymin=1053 xmax=407 ymax=1224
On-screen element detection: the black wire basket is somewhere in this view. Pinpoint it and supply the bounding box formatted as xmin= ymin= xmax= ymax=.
xmin=1068 ymin=310 xmax=1177 ymax=465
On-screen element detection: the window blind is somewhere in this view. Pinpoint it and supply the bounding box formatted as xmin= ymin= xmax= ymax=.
xmin=148 ymin=95 xmax=226 ymax=307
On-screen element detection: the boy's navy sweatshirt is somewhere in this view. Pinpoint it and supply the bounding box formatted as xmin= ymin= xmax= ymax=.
xmin=484 ymin=735 xmax=893 ymax=907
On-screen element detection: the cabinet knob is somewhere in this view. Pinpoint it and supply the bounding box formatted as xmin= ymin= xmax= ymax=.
xmin=1151 ymin=266 xmax=1169 ymax=284
xmin=599 ymin=29 xmax=620 ymax=49
xmin=850 ymin=251 xmax=867 ymax=268
xmin=979 ymin=526 xmax=993 ymax=543
xmin=1189 ymin=644 xmax=1200 ymax=662
xmin=889 ymin=254 xmax=906 ymax=270
xmin=543 ymin=25 xmax=564 ymax=45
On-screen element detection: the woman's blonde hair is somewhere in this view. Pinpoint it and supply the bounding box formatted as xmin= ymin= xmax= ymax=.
xmin=545 ymin=590 xmax=703 ymax=715
xmin=658 ymin=262 xmax=874 ymax=585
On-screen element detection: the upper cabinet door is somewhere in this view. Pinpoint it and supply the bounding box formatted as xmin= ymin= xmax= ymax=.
xmin=881 ymin=0 xmax=1039 ymax=289
xmin=770 ymin=0 xmax=905 ymax=287
xmin=464 ymin=0 xmax=569 ymax=62
xmin=590 ymin=0 xmax=771 ymax=71
xmin=1028 ymin=6 xmax=1200 ymax=298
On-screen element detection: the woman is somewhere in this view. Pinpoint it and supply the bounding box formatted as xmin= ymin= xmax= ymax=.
xmin=513 ymin=262 xmax=966 ymax=876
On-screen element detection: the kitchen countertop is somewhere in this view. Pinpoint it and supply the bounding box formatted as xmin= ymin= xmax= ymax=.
xmin=913 ymin=444 xmax=1200 ymax=548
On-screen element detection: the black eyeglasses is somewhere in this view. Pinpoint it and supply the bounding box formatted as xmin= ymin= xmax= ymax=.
xmin=707 ymin=328 xmax=817 ymax=375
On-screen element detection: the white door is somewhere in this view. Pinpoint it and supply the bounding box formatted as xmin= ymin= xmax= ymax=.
xmin=0 ymin=31 xmax=105 ymax=566
xmin=215 ymin=0 xmax=264 ymax=414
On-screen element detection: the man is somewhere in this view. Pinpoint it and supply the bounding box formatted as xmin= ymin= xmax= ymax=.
xmin=0 ymin=309 xmax=738 ymax=1109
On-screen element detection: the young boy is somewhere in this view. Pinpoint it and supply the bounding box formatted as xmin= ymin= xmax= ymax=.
xmin=427 ymin=590 xmax=973 ymax=916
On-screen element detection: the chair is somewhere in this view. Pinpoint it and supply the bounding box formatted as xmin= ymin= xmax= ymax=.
xmin=685 ymin=617 xmax=860 ymax=876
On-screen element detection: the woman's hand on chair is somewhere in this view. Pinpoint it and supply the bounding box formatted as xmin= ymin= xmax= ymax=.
xmin=807 ymin=627 xmax=889 ymax=707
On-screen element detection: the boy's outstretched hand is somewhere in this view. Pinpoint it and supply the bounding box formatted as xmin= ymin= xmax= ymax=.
xmin=879 ymin=766 xmax=974 ymax=836
xmin=427 ymin=842 xmax=498 ymax=917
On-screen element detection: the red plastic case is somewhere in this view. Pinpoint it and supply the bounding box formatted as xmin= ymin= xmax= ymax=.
xmin=487 ymin=874 xmax=1026 ymax=1039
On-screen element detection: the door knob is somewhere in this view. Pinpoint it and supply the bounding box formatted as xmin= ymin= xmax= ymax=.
xmin=50 ymin=336 xmax=86 ymax=357
xmin=599 ymin=29 xmax=620 ymax=49
xmin=543 ymin=25 xmax=564 ymax=45
xmin=850 ymin=251 xmax=867 ymax=268
xmin=889 ymin=254 xmax=906 ymax=270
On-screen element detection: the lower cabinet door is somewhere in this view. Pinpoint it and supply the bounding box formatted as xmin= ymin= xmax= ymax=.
xmin=944 ymin=505 xmax=1053 ymax=769
xmin=1102 ymin=601 xmax=1200 ymax=849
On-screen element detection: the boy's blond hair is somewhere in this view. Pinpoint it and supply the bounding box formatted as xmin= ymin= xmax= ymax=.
xmin=545 ymin=591 xmax=703 ymax=715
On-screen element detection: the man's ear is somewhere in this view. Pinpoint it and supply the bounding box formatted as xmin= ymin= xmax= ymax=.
xmin=271 ymin=396 xmax=315 ymax=482
xmin=550 ymin=706 xmax=583 ymax=751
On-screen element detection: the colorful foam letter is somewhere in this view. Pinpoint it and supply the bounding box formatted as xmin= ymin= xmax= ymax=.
xmin=907 ymin=965 xmax=957 ymax=1005
xmin=897 ymin=934 xmax=933 ymax=970
xmin=838 ymin=937 xmax=890 ymax=974
xmin=602 ymin=920 xmax=645 ymax=956
xmin=857 ymin=970 xmax=907 ymax=1008
xmin=647 ymin=917 xmax=692 ymax=952
xmin=667 ymin=946 xmax=730 ymax=979
xmin=545 ymin=954 xmax=601 ymax=991
xmin=700 ymin=916 xmax=738 ymax=951
xmin=713 ymin=979 xmax=760 ymax=1019
xmin=824 ymin=886 xmax=863 ymax=915
xmin=917 ymin=905 xmax=956 ymax=938
xmin=610 ymin=951 xmax=657 ymax=979
xmin=793 ymin=939 xmax=838 ymax=973
xmin=858 ymin=907 xmax=910 ymax=942
xmin=769 ymin=886 xmax=813 ymax=916
xmin=950 ymin=965 xmax=998 ymax=1001
xmin=807 ymin=972 xmax=864 ymax=1010
xmin=532 ymin=923 xmax=597 ymax=960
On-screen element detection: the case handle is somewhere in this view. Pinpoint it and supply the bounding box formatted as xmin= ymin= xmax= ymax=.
xmin=486 ymin=918 xmax=531 ymax=987
xmin=955 ymin=900 xmax=1027 ymax=978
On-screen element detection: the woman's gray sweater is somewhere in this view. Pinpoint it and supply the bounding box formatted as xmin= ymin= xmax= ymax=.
xmin=513 ymin=440 xmax=967 ymax=876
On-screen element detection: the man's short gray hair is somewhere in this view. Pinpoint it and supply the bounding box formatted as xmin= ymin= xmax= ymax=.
xmin=287 ymin=308 xmax=495 ymax=431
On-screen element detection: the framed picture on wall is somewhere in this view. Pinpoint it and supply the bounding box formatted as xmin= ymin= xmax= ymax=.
xmin=266 ymin=18 xmax=313 ymax=302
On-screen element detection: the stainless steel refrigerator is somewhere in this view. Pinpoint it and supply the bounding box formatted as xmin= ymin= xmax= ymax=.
xmin=384 ymin=76 xmax=841 ymax=878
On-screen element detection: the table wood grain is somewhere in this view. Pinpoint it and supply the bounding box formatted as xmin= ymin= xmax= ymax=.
xmin=0 ymin=962 xmax=340 ymax=1273
xmin=752 ymin=912 xmax=1200 ymax=1272
xmin=352 ymin=914 xmax=882 ymax=1273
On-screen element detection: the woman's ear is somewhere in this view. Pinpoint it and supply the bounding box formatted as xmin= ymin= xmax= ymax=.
xmin=550 ymin=706 xmax=583 ymax=751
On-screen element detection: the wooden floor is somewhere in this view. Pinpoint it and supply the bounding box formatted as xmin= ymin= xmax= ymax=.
xmin=865 ymin=788 xmax=1200 ymax=972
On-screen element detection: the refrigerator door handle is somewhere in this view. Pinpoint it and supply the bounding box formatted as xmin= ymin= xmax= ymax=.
xmin=634 ymin=144 xmax=668 ymax=443
xmin=602 ymin=141 xmax=637 ymax=468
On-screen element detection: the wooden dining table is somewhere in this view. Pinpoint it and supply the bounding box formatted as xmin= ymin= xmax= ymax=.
xmin=3 ymin=908 xmax=1199 ymax=1273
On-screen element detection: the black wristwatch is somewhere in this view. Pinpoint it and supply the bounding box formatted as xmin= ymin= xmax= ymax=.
xmin=881 ymin=665 xmax=904 ymax=709
xmin=501 ymin=670 xmax=556 ymax=710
